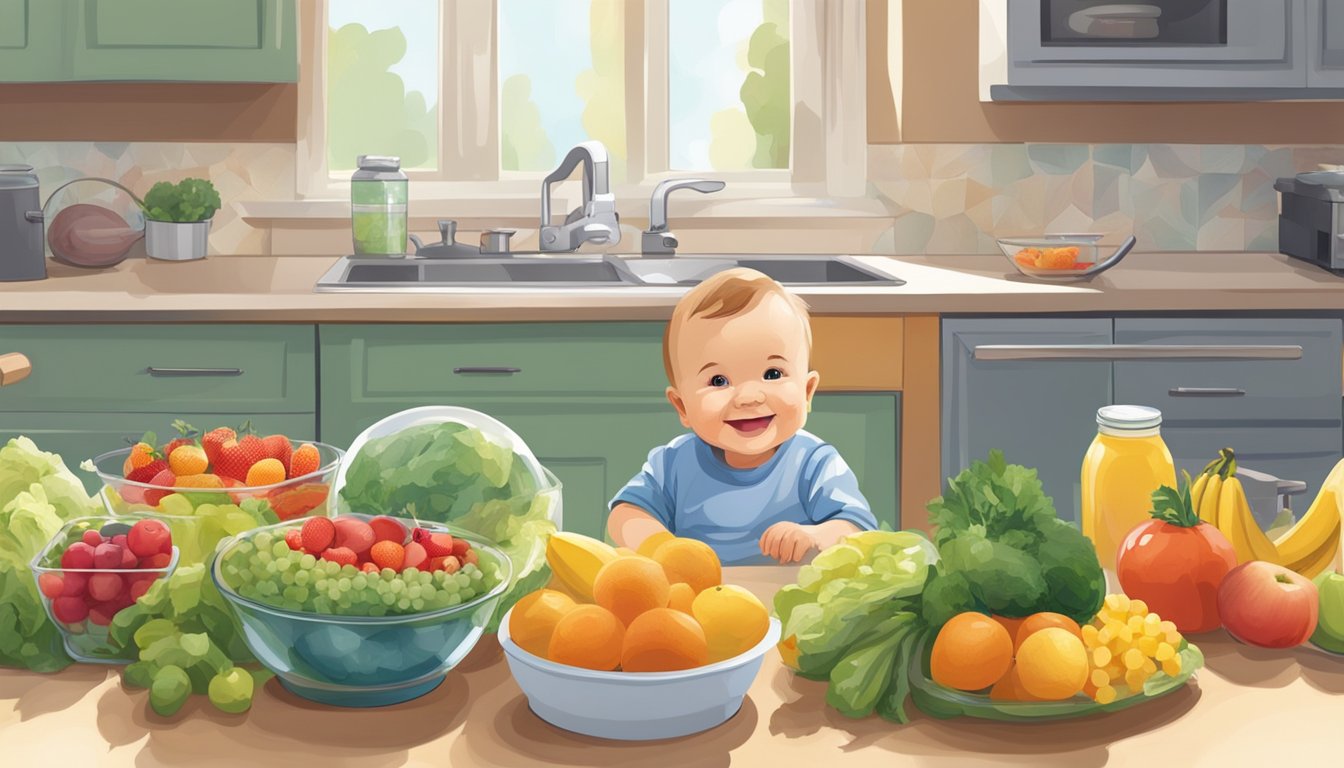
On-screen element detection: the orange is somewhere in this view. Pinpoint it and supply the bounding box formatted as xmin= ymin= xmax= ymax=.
xmin=621 ymin=608 xmax=709 ymax=672
xmin=992 ymin=615 xmax=1026 ymax=642
xmin=167 ymin=444 xmax=208 ymax=476
xmin=636 ymin=531 xmax=675 ymax=559
xmin=1016 ymin=627 xmax=1089 ymax=700
xmin=509 ymin=589 xmax=577 ymax=659
xmin=988 ymin=663 xmax=1045 ymax=702
xmin=651 ymin=538 xmax=721 ymax=594
xmin=1015 ymin=612 xmax=1082 ymax=652
xmin=929 ymin=612 xmax=1013 ymax=692
xmin=246 ymin=458 xmax=287 ymax=487
xmin=547 ymin=604 xmax=625 ymax=671
xmin=667 ymin=582 xmax=696 ymax=615
xmin=691 ymin=584 xmax=770 ymax=663
xmin=592 ymin=555 xmax=671 ymax=626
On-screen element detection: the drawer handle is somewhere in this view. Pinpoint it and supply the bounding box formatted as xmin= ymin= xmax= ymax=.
xmin=453 ymin=366 xmax=522 ymax=375
xmin=1169 ymin=387 xmax=1246 ymax=397
xmin=146 ymin=367 xmax=244 ymax=377
xmin=973 ymin=345 xmax=1303 ymax=361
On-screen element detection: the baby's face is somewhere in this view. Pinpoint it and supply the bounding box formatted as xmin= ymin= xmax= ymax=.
xmin=668 ymin=294 xmax=819 ymax=464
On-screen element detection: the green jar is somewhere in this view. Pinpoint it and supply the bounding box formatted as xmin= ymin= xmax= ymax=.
xmin=351 ymin=155 xmax=408 ymax=256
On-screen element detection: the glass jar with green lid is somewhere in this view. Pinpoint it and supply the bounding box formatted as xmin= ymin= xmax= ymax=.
xmin=350 ymin=155 xmax=408 ymax=256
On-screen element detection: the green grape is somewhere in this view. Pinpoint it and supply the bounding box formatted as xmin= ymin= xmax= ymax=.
xmin=300 ymin=553 xmax=316 ymax=569
xmin=124 ymin=660 xmax=156 ymax=689
xmin=149 ymin=664 xmax=192 ymax=717
xmin=207 ymin=666 xmax=255 ymax=714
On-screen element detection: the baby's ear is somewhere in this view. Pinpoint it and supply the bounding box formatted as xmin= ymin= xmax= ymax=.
xmin=666 ymin=386 xmax=691 ymax=427
xmin=805 ymin=370 xmax=821 ymax=398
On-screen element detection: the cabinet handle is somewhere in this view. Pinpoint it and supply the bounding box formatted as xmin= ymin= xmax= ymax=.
xmin=452 ymin=366 xmax=522 ymax=375
xmin=0 ymin=352 xmax=32 ymax=387
xmin=1168 ymin=387 xmax=1246 ymax=397
xmin=146 ymin=367 xmax=244 ymax=377
xmin=973 ymin=345 xmax=1302 ymax=361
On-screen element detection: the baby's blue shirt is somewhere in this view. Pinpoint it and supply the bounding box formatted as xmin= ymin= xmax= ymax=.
xmin=609 ymin=430 xmax=878 ymax=565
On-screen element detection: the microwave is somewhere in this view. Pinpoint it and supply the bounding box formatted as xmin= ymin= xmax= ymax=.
xmin=1000 ymin=0 xmax=1307 ymax=93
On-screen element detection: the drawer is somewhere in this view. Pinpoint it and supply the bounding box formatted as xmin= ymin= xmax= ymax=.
xmin=1114 ymin=319 xmax=1342 ymax=425
xmin=1161 ymin=424 xmax=1341 ymax=508
xmin=0 ymin=325 xmax=316 ymax=413
xmin=320 ymin=323 xmax=668 ymax=401
xmin=2 ymin=411 xmax=318 ymax=495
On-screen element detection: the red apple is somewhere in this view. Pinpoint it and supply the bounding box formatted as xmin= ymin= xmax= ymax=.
xmin=1217 ymin=561 xmax=1319 ymax=648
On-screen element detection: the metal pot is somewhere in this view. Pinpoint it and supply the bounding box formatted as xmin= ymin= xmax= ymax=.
xmin=0 ymin=164 xmax=47 ymax=281
xmin=145 ymin=218 xmax=212 ymax=261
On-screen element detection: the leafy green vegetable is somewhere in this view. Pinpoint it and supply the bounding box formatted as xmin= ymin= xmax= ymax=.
xmin=0 ymin=437 xmax=101 ymax=672
xmin=922 ymin=450 xmax=1105 ymax=626
xmin=142 ymin=178 xmax=222 ymax=223
xmin=338 ymin=421 xmax=558 ymax=630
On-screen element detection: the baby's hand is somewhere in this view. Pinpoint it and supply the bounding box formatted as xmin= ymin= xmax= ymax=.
xmin=759 ymin=522 xmax=818 ymax=564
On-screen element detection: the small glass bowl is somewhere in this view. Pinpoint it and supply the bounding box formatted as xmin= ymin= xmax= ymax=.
xmin=996 ymin=234 xmax=1135 ymax=281
xmin=91 ymin=442 xmax=344 ymax=566
xmin=30 ymin=516 xmax=180 ymax=664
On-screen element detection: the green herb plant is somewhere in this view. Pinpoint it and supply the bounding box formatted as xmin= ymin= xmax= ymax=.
xmin=142 ymin=178 xmax=222 ymax=223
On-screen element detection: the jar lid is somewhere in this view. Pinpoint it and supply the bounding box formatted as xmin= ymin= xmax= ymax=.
xmin=353 ymin=155 xmax=407 ymax=182
xmin=1097 ymin=405 xmax=1162 ymax=430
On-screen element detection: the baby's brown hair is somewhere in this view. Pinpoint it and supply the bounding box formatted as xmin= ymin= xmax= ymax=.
xmin=663 ymin=268 xmax=812 ymax=385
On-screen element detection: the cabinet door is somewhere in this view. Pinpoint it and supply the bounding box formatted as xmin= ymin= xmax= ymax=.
xmin=943 ymin=319 xmax=1114 ymax=524
xmin=68 ymin=0 xmax=297 ymax=82
xmin=1309 ymin=0 xmax=1344 ymax=86
xmin=0 ymin=0 xmax=62 ymax=81
xmin=2 ymin=411 xmax=317 ymax=495
xmin=806 ymin=394 xmax=900 ymax=531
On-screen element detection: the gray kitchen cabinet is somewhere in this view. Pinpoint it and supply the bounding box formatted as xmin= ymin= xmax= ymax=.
xmin=942 ymin=318 xmax=1114 ymax=524
xmin=1309 ymin=0 xmax=1344 ymax=86
xmin=1113 ymin=318 xmax=1343 ymax=500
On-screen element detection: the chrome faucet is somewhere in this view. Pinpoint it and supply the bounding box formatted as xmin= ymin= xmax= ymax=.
xmin=539 ymin=141 xmax=620 ymax=252
xmin=642 ymin=178 xmax=725 ymax=255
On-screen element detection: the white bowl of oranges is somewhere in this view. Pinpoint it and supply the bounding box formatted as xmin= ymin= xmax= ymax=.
xmin=498 ymin=532 xmax=781 ymax=740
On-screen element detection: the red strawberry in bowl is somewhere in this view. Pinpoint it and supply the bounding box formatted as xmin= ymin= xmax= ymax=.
xmin=201 ymin=426 xmax=236 ymax=467
xmin=261 ymin=434 xmax=293 ymax=470
xmin=214 ymin=435 xmax=267 ymax=483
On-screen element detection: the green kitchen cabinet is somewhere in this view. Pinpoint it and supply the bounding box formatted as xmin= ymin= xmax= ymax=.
xmin=0 ymin=0 xmax=297 ymax=82
xmin=319 ymin=324 xmax=901 ymax=539
xmin=0 ymin=0 xmax=63 ymax=81
xmin=1 ymin=411 xmax=317 ymax=495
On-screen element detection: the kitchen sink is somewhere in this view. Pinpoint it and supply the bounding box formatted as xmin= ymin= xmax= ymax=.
xmin=314 ymin=254 xmax=903 ymax=290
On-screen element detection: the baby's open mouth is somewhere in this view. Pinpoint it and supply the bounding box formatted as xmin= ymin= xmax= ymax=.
xmin=726 ymin=415 xmax=774 ymax=435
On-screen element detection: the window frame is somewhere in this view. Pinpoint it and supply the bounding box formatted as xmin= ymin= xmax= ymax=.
xmin=296 ymin=0 xmax=867 ymax=207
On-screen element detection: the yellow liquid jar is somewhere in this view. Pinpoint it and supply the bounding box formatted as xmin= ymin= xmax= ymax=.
xmin=1080 ymin=405 xmax=1177 ymax=570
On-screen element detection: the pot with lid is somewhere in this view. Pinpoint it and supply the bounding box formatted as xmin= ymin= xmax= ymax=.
xmin=0 ymin=164 xmax=47 ymax=281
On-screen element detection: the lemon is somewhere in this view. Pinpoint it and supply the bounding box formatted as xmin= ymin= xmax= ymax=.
xmin=691 ymin=584 xmax=769 ymax=662
xmin=1015 ymin=627 xmax=1089 ymax=700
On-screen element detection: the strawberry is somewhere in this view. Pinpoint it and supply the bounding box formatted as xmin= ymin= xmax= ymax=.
xmin=360 ymin=562 xmax=380 ymax=575
xmin=369 ymin=541 xmax=405 ymax=571
xmin=122 ymin=441 xmax=159 ymax=476
xmin=201 ymin=426 xmax=236 ymax=466
xmin=320 ymin=547 xmax=358 ymax=567
xmin=284 ymin=528 xmax=304 ymax=551
xmin=127 ymin=459 xmax=168 ymax=484
xmin=450 ymin=537 xmax=471 ymax=559
xmin=301 ymin=517 xmax=335 ymax=553
xmin=143 ymin=468 xmax=177 ymax=506
xmin=411 ymin=528 xmax=454 ymax=558
xmin=261 ymin=435 xmax=293 ymax=470
xmin=214 ymin=435 xmax=267 ymax=482
xmin=288 ymin=443 xmax=320 ymax=479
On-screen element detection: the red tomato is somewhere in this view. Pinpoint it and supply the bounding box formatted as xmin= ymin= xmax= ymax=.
xmin=1116 ymin=519 xmax=1237 ymax=633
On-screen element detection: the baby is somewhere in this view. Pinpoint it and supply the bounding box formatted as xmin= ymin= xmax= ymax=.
xmin=607 ymin=267 xmax=877 ymax=565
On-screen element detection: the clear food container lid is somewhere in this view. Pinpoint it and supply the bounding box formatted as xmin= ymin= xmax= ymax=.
xmin=1097 ymin=405 xmax=1162 ymax=431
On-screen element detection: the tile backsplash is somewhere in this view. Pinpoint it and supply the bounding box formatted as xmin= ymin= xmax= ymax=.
xmin=870 ymin=144 xmax=1344 ymax=254
xmin=6 ymin=140 xmax=1341 ymax=256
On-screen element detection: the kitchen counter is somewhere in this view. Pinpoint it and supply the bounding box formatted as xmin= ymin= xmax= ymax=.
xmin=4 ymin=252 xmax=1344 ymax=322
xmin=1 ymin=566 xmax=1340 ymax=767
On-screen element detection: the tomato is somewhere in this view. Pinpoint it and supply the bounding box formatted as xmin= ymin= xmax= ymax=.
xmin=1116 ymin=518 xmax=1237 ymax=633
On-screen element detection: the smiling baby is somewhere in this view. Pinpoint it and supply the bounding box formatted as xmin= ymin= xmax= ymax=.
xmin=607 ymin=267 xmax=878 ymax=565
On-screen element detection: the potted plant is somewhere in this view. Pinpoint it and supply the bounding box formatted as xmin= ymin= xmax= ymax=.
xmin=141 ymin=178 xmax=222 ymax=261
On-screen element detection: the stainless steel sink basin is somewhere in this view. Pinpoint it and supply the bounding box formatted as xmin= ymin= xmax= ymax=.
xmin=314 ymin=254 xmax=903 ymax=291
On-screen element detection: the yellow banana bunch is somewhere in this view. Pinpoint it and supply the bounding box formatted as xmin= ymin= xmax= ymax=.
xmin=1190 ymin=448 xmax=1343 ymax=578
xmin=1273 ymin=458 xmax=1344 ymax=578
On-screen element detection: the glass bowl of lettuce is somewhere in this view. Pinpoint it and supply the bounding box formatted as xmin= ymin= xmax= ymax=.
xmin=334 ymin=406 xmax=561 ymax=632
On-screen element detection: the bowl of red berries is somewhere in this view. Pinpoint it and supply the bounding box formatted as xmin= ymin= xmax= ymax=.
xmin=212 ymin=513 xmax=510 ymax=707
xmin=91 ymin=423 xmax=343 ymax=565
xmin=31 ymin=516 xmax=180 ymax=663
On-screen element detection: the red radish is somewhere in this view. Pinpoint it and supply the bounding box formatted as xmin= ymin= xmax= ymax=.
xmin=38 ymin=573 xmax=64 ymax=599
xmin=141 ymin=553 xmax=173 ymax=570
xmin=88 ymin=573 xmax=124 ymax=602
xmin=93 ymin=542 xmax=123 ymax=569
xmin=52 ymin=596 xmax=88 ymax=624
xmin=129 ymin=579 xmax=155 ymax=601
xmin=88 ymin=604 xmax=116 ymax=626
xmin=127 ymin=519 xmax=171 ymax=557
xmin=61 ymin=542 xmax=95 ymax=569
xmin=60 ymin=572 xmax=88 ymax=597
xmin=81 ymin=530 xmax=102 ymax=547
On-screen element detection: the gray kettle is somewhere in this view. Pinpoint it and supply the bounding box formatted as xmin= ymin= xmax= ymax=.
xmin=0 ymin=164 xmax=47 ymax=281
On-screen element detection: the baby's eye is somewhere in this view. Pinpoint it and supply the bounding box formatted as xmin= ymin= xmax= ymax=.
xmin=763 ymin=368 xmax=783 ymax=380
xmin=709 ymin=374 xmax=729 ymax=388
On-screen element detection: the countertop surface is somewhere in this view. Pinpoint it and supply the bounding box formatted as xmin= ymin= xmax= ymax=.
xmin=3 ymin=252 xmax=1344 ymax=322
xmin=1 ymin=566 xmax=1339 ymax=767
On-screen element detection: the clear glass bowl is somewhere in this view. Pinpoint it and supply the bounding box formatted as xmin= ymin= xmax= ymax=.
xmin=92 ymin=441 xmax=344 ymax=566
xmin=997 ymin=234 xmax=1105 ymax=279
xmin=30 ymin=516 xmax=180 ymax=664
xmin=498 ymin=608 xmax=782 ymax=740
xmin=211 ymin=515 xmax=512 ymax=707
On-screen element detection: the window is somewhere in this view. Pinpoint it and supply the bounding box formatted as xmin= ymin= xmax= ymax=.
xmin=298 ymin=0 xmax=865 ymax=200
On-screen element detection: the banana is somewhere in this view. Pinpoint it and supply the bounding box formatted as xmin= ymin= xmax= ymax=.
xmin=1283 ymin=523 xmax=1341 ymax=579
xmin=1217 ymin=476 xmax=1247 ymax=562
xmin=1199 ymin=474 xmax=1223 ymax=528
xmin=1190 ymin=472 xmax=1209 ymax=516
xmin=545 ymin=531 xmax=619 ymax=602
xmin=1274 ymin=459 xmax=1344 ymax=568
xmin=1227 ymin=476 xmax=1279 ymax=563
